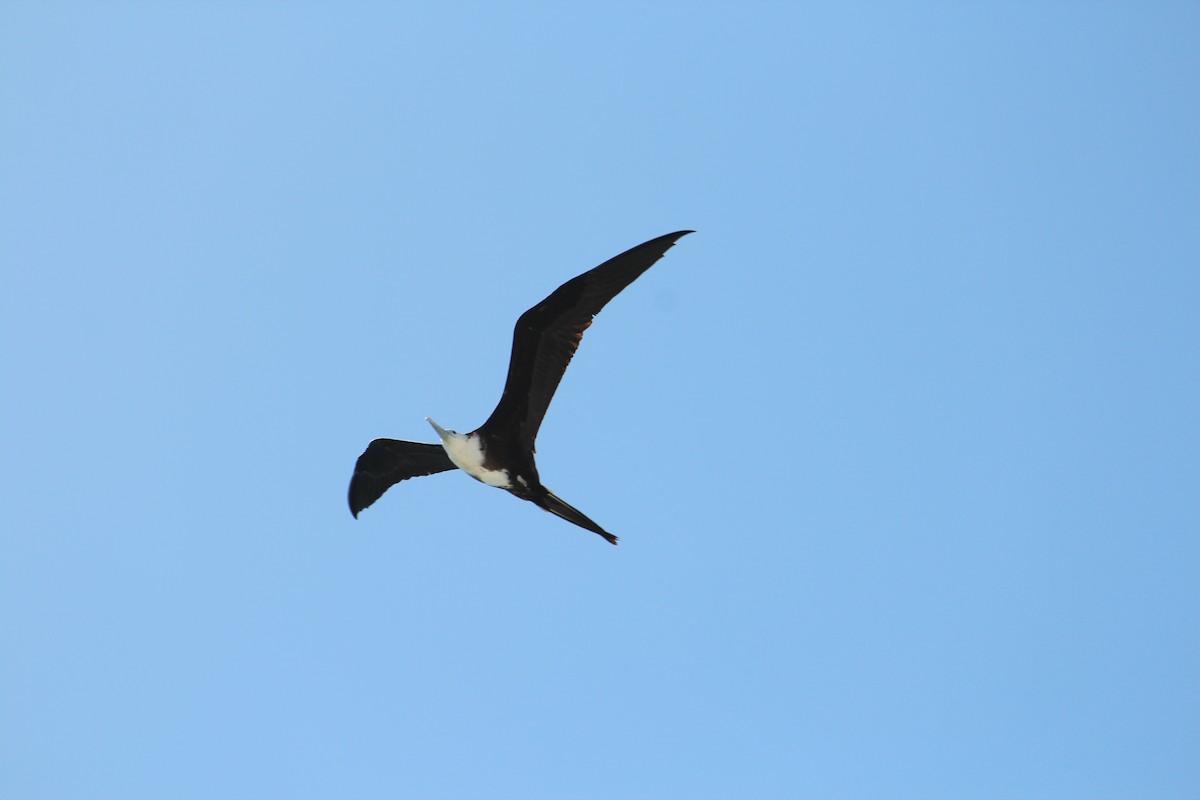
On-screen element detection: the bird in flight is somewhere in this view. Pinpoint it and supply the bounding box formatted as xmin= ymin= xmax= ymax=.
xmin=347 ymin=230 xmax=694 ymax=545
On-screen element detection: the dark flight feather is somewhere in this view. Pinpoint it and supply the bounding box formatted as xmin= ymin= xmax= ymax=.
xmin=348 ymin=439 xmax=456 ymax=517
xmin=479 ymin=230 xmax=693 ymax=449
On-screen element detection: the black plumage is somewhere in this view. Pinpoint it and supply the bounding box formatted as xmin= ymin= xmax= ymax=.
xmin=348 ymin=230 xmax=693 ymax=544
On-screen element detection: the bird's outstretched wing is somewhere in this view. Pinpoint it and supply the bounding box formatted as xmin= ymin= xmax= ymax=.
xmin=348 ymin=439 xmax=457 ymax=517
xmin=479 ymin=230 xmax=693 ymax=448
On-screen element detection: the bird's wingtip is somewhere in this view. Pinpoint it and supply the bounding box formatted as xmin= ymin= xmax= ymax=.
xmin=349 ymin=492 xmax=367 ymax=518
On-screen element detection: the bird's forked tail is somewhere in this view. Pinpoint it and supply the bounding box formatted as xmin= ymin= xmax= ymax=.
xmin=535 ymin=489 xmax=619 ymax=545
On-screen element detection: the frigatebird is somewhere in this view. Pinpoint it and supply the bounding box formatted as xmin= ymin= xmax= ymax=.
xmin=347 ymin=230 xmax=693 ymax=545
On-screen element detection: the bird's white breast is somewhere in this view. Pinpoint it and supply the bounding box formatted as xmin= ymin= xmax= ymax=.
xmin=440 ymin=432 xmax=512 ymax=489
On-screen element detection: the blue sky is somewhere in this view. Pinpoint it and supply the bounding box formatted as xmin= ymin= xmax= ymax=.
xmin=2 ymin=2 xmax=1197 ymax=798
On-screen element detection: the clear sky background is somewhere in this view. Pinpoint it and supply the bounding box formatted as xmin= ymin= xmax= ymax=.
xmin=2 ymin=2 xmax=1197 ymax=798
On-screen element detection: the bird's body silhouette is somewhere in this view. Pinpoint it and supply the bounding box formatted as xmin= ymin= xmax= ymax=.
xmin=348 ymin=230 xmax=693 ymax=544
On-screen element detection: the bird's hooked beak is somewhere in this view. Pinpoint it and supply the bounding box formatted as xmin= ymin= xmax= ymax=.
xmin=425 ymin=417 xmax=452 ymax=442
